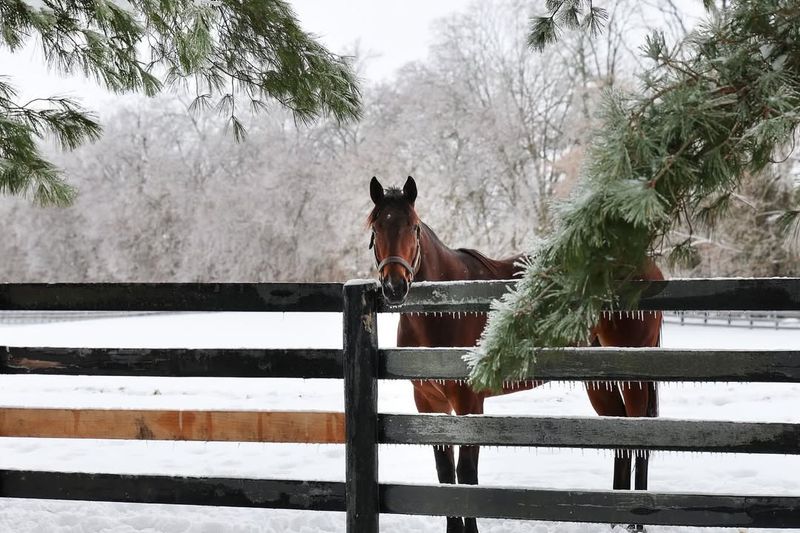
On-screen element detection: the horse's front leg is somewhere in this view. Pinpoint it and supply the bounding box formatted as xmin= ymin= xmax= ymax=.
xmin=435 ymin=446 xmax=464 ymax=533
xmin=456 ymin=445 xmax=480 ymax=533
xmin=453 ymin=391 xmax=484 ymax=533
xmin=414 ymin=383 xmax=464 ymax=533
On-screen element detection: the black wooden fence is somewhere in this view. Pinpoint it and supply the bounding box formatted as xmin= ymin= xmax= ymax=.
xmin=0 ymin=283 xmax=349 ymax=515
xmin=1 ymin=278 xmax=800 ymax=531
xmin=349 ymin=278 xmax=800 ymax=531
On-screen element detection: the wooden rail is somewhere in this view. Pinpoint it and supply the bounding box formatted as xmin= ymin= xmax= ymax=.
xmin=0 ymin=471 xmax=347 ymax=511
xmin=380 ymin=414 xmax=800 ymax=454
xmin=0 ymin=283 xmax=343 ymax=312
xmin=2 ymin=471 xmax=797 ymax=529
xmin=10 ymin=346 xmax=800 ymax=383
xmin=381 ymin=484 xmax=800 ymax=528
xmin=4 ymin=278 xmax=800 ymax=313
xmin=0 ymin=408 xmax=345 ymax=443
xmin=381 ymin=347 xmax=800 ymax=382
xmin=382 ymin=278 xmax=800 ymax=312
xmin=1 ymin=347 xmax=342 ymax=378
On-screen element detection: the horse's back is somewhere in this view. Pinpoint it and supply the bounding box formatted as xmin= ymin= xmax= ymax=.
xmin=455 ymin=248 xmax=523 ymax=280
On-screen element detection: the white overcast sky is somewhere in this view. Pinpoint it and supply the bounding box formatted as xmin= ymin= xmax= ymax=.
xmin=291 ymin=0 xmax=470 ymax=81
xmin=0 ymin=0 xmax=471 ymax=108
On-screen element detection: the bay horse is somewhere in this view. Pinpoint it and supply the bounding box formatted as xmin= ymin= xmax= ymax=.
xmin=367 ymin=176 xmax=661 ymax=533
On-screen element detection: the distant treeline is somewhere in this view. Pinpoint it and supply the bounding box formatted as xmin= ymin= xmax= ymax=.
xmin=2 ymin=0 xmax=798 ymax=282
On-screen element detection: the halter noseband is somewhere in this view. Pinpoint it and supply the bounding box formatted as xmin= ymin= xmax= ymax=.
xmin=370 ymin=225 xmax=421 ymax=279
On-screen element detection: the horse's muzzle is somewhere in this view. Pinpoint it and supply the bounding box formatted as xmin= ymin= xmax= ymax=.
xmin=381 ymin=277 xmax=409 ymax=305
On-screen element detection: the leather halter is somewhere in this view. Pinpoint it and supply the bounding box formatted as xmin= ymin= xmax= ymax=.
xmin=370 ymin=225 xmax=421 ymax=279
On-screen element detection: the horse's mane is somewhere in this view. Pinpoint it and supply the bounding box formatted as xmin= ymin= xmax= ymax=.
xmin=419 ymin=221 xmax=444 ymax=245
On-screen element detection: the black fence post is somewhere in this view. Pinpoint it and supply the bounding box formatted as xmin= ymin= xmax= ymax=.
xmin=343 ymin=279 xmax=380 ymax=533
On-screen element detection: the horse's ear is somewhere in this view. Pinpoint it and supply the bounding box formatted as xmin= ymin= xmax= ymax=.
xmin=403 ymin=176 xmax=417 ymax=204
xmin=370 ymin=176 xmax=384 ymax=205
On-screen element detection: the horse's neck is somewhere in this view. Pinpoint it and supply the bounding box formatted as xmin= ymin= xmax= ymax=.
xmin=416 ymin=223 xmax=522 ymax=281
xmin=415 ymin=223 xmax=452 ymax=282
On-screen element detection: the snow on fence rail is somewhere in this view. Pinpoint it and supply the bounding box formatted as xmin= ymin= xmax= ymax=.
xmin=1 ymin=278 xmax=800 ymax=531
xmin=0 ymin=311 xmax=161 ymax=325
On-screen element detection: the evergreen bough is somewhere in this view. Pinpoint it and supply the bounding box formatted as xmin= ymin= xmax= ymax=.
xmin=0 ymin=0 xmax=361 ymax=205
xmin=469 ymin=0 xmax=800 ymax=390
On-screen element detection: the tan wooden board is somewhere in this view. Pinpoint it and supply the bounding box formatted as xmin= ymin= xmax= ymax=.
xmin=0 ymin=408 xmax=345 ymax=443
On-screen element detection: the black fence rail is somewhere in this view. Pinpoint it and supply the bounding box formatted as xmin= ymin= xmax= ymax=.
xmin=1 ymin=346 xmax=343 ymax=378
xmin=1 ymin=278 xmax=800 ymax=531
xmin=0 ymin=282 xmax=344 ymax=312
xmin=383 ymin=277 xmax=800 ymax=312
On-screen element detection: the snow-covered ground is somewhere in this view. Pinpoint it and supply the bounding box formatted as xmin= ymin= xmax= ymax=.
xmin=0 ymin=313 xmax=798 ymax=533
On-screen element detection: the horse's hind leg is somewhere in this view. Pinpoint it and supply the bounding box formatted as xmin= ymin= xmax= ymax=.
xmin=454 ymin=392 xmax=484 ymax=533
xmin=432 ymin=445 xmax=457 ymax=483
xmin=456 ymin=445 xmax=480 ymax=533
xmin=586 ymin=384 xmax=631 ymax=490
xmin=620 ymin=382 xmax=653 ymax=491
xmin=634 ymin=452 xmax=649 ymax=490
xmin=456 ymin=445 xmax=479 ymax=485
xmin=632 ymin=382 xmax=658 ymax=492
xmin=630 ymin=454 xmax=650 ymax=531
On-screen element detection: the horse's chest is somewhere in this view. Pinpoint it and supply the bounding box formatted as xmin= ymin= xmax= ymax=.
xmin=397 ymin=314 xmax=487 ymax=348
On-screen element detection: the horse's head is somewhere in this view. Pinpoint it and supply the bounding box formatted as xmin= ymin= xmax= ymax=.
xmin=367 ymin=176 xmax=421 ymax=305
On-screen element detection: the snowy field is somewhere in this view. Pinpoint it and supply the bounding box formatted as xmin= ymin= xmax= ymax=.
xmin=0 ymin=313 xmax=798 ymax=533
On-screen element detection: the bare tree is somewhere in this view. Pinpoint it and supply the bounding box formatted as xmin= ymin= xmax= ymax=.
xmin=5 ymin=1 xmax=783 ymax=283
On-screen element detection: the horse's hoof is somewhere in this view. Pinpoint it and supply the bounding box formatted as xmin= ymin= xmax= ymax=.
xmin=446 ymin=517 xmax=465 ymax=533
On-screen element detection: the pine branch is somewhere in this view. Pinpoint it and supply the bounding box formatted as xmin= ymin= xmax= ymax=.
xmin=471 ymin=0 xmax=800 ymax=391
xmin=0 ymin=87 xmax=99 ymax=205
xmin=0 ymin=0 xmax=362 ymax=205
xmin=529 ymin=1 xmax=608 ymax=52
